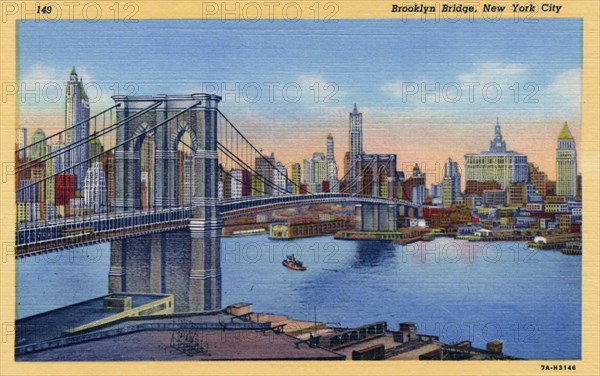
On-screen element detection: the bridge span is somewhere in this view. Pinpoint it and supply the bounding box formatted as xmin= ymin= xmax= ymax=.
xmin=16 ymin=193 xmax=418 ymax=256
xmin=15 ymin=93 xmax=421 ymax=311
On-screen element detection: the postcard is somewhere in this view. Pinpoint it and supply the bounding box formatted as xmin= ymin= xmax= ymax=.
xmin=1 ymin=1 xmax=598 ymax=375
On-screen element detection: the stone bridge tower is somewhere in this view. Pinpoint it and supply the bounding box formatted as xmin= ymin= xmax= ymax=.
xmin=109 ymin=94 xmax=222 ymax=312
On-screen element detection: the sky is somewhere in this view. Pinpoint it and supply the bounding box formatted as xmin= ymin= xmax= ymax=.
xmin=18 ymin=19 xmax=581 ymax=183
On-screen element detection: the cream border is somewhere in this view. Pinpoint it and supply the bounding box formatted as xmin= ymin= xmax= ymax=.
xmin=0 ymin=1 xmax=598 ymax=375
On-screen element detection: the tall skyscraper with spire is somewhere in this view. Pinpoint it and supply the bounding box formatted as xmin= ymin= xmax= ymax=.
xmin=326 ymin=133 xmax=339 ymax=193
xmin=555 ymin=122 xmax=577 ymax=199
xmin=348 ymin=103 xmax=363 ymax=193
xmin=65 ymin=67 xmax=90 ymax=190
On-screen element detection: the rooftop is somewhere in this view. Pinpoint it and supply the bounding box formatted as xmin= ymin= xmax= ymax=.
xmin=16 ymin=293 xmax=172 ymax=347
xmin=16 ymin=328 xmax=345 ymax=361
xmin=557 ymin=121 xmax=574 ymax=140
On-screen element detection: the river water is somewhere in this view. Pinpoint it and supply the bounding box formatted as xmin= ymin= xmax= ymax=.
xmin=16 ymin=235 xmax=581 ymax=360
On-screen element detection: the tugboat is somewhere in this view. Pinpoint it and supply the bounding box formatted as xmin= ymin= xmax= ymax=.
xmin=282 ymin=254 xmax=306 ymax=271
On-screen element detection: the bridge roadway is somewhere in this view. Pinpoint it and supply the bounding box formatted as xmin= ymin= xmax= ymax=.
xmin=15 ymin=193 xmax=418 ymax=256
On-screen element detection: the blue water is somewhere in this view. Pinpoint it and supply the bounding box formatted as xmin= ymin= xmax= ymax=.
xmin=220 ymin=236 xmax=581 ymax=360
xmin=16 ymin=236 xmax=581 ymax=359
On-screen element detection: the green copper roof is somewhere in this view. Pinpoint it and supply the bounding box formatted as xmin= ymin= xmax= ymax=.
xmin=70 ymin=66 xmax=76 ymax=75
xmin=77 ymin=80 xmax=88 ymax=101
xmin=557 ymin=122 xmax=574 ymax=140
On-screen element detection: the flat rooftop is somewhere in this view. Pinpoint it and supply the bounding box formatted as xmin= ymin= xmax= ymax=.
xmin=318 ymin=330 xmax=441 ymax=360
xmin=16 ymin=293 xmax=171 ymax=347
xmin=16 ymin=328 xmax=345 ymax=361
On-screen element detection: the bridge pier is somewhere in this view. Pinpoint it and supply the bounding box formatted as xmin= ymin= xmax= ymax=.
xmin=108 ymin=239 xmax=126 ymax=293
xmin=355 ymin=203 xmax=398 ymax=232
xmin=188 ymin=94 xmax=222 ymax=311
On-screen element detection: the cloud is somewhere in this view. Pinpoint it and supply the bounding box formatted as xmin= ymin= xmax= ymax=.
xmin=545 ymin=68 xmax=580 ymax=99
xmin=21 ymin=63 xmax=59 ymax=85
xmin=457 ymin=62 xmax=529 ymax=85
xmin=381 ymin=80 xmax=408 ymax=98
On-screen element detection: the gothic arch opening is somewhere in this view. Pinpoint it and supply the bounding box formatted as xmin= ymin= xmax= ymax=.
xmin=378 ymin=165 xmax=389 ymax=198
xmin=173 ymin=123 xmax=196 ymax=207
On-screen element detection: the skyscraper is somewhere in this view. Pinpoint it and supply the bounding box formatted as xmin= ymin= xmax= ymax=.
xmin=349 ymin=103 xmax=363 ymax=192
xmin=30 ymin=129 xmax=47 ymax=160
xmin=102 ymin=152 xmax=115 ymax=212
xmin=464 ymin=118 xmax=528 ymax=189
xmin=326 ymin=134 xmax=339 ymax=193
xmin=17 ymin=128 xmax=27 ymax=160
xmin=301 ymin=153 xmax=327 ymax=193
xmin=302 ymin=159 xmax=312 ymax=185
xmin=312 ymin=153 xmax=327 ymax=190
xmin=255 ymin=152 xmax=276 ymax=195
xmin=83 ymin=161 xmax=107 ymax=213
xmin=231 ymin=169 xmax=251 ymax=198
xmin=441 ymin=158 xmax=461 ymax=207
xmin=290 ymin=163 xmax=301 ymax=195
xmin=555 ymin=122 xmax=577 ymax=200
xmin=410 ymin=164 xmax=426 ymax=205
xmin=65 ymin=67 xmax=90 ymax=190
xmin=272 ymin=162 xmax=288 ymax=196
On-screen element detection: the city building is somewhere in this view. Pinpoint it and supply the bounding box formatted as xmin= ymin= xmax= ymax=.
xmin=343 ymin=151 xmax=351 ymax=180
xmin=30 ymin=129 xmax=47 ymax=160
xmin=576 ymin=174 xmax=582 ymax=202
xmin=528 ymin=163 xmax=548 ymax=198
xmin=231 ymin=169 xmax=252 ymax=198
xmin=48 ymin=143 xmax=65 ymax=176
xmin=217 ymin=164 xmax=232 ymax=200
xmin=17 ymin=180 xmax=36 ymax=203
xmin=326 ymin=134 xmax=339 ymax=193
xmin=525 ymin=184 xmax=543 ymax=203
xmin=546 ymin=180 xmax=556 ymax=197
xmin=102 ymin=152 xmax=115 ymax=211
xmin=464 ymin=119 xmax=528 ymax=189
xmin=506 ymin=183 xmax=526 ymax=206
xmin=465 ymin=180 xmax=501 ymax=196
xmin=255 ymin=153 xmax=276 ymax=195
xmin=348 ymin=104 xmax=363 ymax=192
xmin=402 ymin=164 xmax=426 ymax=205
xmin=55 ymin=174 xmax=75 ymax=207
xmin=441 ymin=158 xmax=461 ymax=208
xmin=82 ymin=161 xmax=107 ymax=213
xmin=394 ymin=172 xmax=405 ymax=201
xmin=30 ymin=165 xmax=45 ymax=203
xmin=555 ymin=122 xmax=577 ymax=200
xmin=290 ymin=163 xmax=301 ymax=195
xmin=88 ymin=137 xmax=104 ymax=163
xmin=64 ymin=67 xmax=91 ymax=190
xmin=302 ymin=159 xmax=312 ymax=186
xmin=251 ymin=175 xmax=264 ymax=196
xmin=302 ymin=153 xmax=328 ymax=194
xmin=313 ymin=153 xmax=328 ymax=191
xmin=273 ymin=162 xmax=288 ymax=196
xmin=17 ymin=128 xmax=27 ymax=160
xmin=482 ymin=189 xmax=506 ymax=207
xmin=45 ymin=157 xmax=55 ymax=204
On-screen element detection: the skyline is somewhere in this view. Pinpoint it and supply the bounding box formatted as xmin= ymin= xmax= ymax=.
xmin=17 ymin=19 xmax=581 ymax=180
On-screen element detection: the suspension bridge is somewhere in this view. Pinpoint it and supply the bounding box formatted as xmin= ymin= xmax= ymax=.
xmin=15 ymin=93 xmax=418 ymax=310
